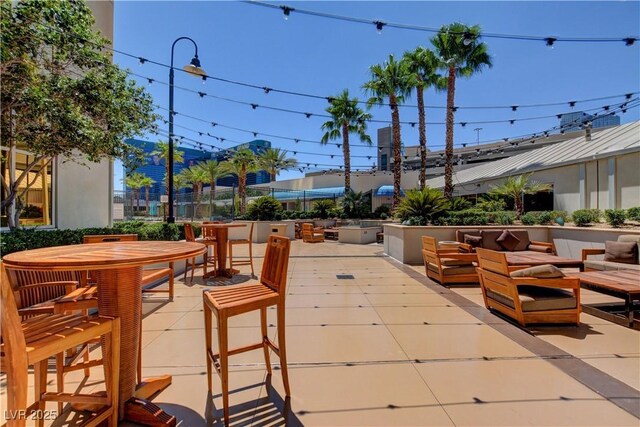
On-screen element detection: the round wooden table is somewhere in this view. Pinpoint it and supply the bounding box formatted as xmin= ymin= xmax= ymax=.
xmin=201 ymin=223 xmax=247 ymax=279
xmin=2 ymin=241 xmax=206 ymax=425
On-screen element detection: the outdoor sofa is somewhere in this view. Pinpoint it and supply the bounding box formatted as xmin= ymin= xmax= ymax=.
xmin=582 ymin=235 xmax=640 ymax=271
xmin=456 ymin=229 xmax=555 ymax=254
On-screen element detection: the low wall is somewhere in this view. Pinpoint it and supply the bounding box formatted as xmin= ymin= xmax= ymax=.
xmin=338 ymin=227 xmax=381 ymax=244
xmin=384 ymin=224 xmax=640 ymax=265
xmin=229 ymin=220 xmax=296 ymax=243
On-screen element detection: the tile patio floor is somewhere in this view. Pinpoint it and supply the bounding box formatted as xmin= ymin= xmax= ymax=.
xmin=3 ymin=239 xmax=639 ymax=426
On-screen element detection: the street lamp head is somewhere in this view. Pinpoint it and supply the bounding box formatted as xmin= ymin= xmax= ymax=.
xmin=183 ymin=56 xmax=206 ymax=77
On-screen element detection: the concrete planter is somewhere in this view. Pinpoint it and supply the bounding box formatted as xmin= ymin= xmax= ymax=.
xmin=229 ymin=220 xmax=296 ymax=243
xmin=338 ymin=227 xmax=382 ymax=244
xmin=383 ymin=224 xmax=640 ymax=265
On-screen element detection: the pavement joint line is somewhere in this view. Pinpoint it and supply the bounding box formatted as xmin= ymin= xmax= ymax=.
xmin=384 ymin=255 xmax=640 ymax=419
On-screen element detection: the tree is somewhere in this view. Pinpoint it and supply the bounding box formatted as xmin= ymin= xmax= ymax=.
xmin=1 ymin=0 xmax=156 ymax=228
xmin=140 ymin=175 xmax=156 ymax=215
xmin=257 ymin=148 xmax=298 ymax=182
xmin=488 ymin=174 xmax=551 ymax=218
xmin=124 ymin=172 xmax=146 ymax=217
xmin=321 ymin=89 xmax=372 ymax=193
xmin=363 ymin=55 xmax=412 ymax=209
xmin=227 ymin=149 xmax=258 ymax=214
xmin=197 ymin=160 xmax=231 ymax=217
xmin=431 ymin=23 xmax=492 ymax=199
xmin=151 ymin=141 xmax=184 ymax=196
xmin=179 ymin=166 xmax=208 ymax=220
xmin=401 ymin=47 xmax=446 ymax=189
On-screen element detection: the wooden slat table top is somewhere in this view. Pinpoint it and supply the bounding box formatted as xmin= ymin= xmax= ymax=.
xmin=505 ymin=251 xmax=583 ymax=266
xmin=2 ymin=241 xmax=206 ymax=271
xmin=567 ymin=270 xmax=640 ymax=295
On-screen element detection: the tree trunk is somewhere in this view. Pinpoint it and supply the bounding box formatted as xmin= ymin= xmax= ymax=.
xmin=130 ymin=189 xmax=135 ymax=218
xmin=390 ymin=93 xmax=403 ymax=209
xmin=239 ymin=166 xmax=247 ymax=214
xmin=444 ymin=66 xmax=457 ymax=199
xmin=271 ymin=170 xmax=276 ymax=182
xmin=417 ymin=85 xmax=427 ymax=190
xmin=342 ymin=123 xmax=351 ymax=193
xmin=209 ymin=180 xmax=215 ymax=218
xmin=145 ymin=186 xmax=150 ymax=215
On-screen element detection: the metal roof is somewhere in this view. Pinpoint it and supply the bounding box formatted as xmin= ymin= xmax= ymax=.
xmin=376 ymin=185 xmax=405 ymax=197
xmin=271 ymin=186 xmax=345 ymax=201
xmin=426 ymin=121 xmax=640 ymax=189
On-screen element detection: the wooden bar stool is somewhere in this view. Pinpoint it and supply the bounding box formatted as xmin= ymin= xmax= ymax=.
xmin=203 ymin=235 xmax=291 ymax=425
xmin=199 ymin=222 xmax=220 ymax=276
xmin=1 ymin=263 xmax=121 ymax=427
xmin=228 ymin=221 xmax=255 ymax=276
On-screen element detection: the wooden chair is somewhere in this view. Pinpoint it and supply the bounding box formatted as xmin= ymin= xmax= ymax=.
xmin=83 ymin=234 xmax=175 ymax=299
xmin=228 ymin=221 xmax=255 ymax=276
xmin=203 ymin=235 xmax=292 ymax=425
xmin=5 ymin=268 xmax=99 ymax=411
xmin=199 ymin=222 xmax=220 ymax=275
xmin=421 ymin=236 xmax=479 ymax=285
xmin=475 ymin=248 xmax=581 ymax=326
xmin=183 ymin=223 xmax=199 ymax=283
xmin=302 ymin=223 xmax=324 ymax=243
xmin=1 ymin=263 xmax=121 ymax=427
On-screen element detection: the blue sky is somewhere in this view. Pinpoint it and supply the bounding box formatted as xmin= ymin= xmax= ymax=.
xmin=113 ymin=1 xmax=640 ymax=185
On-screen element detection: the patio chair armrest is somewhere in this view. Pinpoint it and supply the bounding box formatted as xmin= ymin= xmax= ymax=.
xmin=529 ymin=241 xmax=555 ymax=253
xmin=581 ymin=248 xmax=605 ymax=261
xmin=18 ymin=281 xmax=79 ymax=293
xmin=436 ymin=253 xmax=478 ymax=262
xmin=511 ymin=277 xmax=581 ymax=290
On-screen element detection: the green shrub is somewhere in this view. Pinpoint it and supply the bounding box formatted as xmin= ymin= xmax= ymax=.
xmin=604 ymin=209 xmax=626 ymax=227
xmin=440 ymin=209 xmax=489 ymax=226
xmin=476 ymin=195 xmax=507 ymax=212
xmin=312 ymin=199 xmax=335 ymax=219
xmin=571 ymin=209 xmax=600 ymax=226
xmin=495 ymin=212 xmax=515 ymax=225
xmin=449 ymin=197 xmax=472 ymax=212
xmin=138 ymin=223 xmax=181 ymax=241
xmin=373 ymin=204 xmax=391 ymax=219
xmin=537 ymin=211 xmax=553 ymax=225
xmin=401 ymin=216 xmax=427 ymax=226
xmin=627 ymin=207 xmax=640 ymax=222
xmin=395 ymin=188 xmax=450 ymax=224
xmin=245 ymin=196 xmax=283 ymax=221
xmin=521 ymin=212 xmax=538 ymax=225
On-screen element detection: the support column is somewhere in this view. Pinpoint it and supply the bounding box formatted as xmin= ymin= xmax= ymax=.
xmin=608 ymin=158 xmax=616 ymax=209
xmin=578 ymin=163 xmax=586 ymax=209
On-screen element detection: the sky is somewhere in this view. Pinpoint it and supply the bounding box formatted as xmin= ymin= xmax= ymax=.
xmin=113 ymin=1 xmax=640 ymax=186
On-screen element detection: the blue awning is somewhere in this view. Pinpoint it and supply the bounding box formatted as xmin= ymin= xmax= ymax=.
xmin=376 ymin=185 xmax=404 ymax=197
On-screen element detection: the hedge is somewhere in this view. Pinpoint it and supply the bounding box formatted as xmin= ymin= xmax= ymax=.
xmin=0 ymin=221 xmax=201 ymax=258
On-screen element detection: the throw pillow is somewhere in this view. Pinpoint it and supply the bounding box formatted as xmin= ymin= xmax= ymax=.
xmin=510 ymin=264 xmax=566 ymax=278
xmin=464 ymin=234 xmax=482 ymax=248
xmin=603 ymin=241 xmax=638 ymax=264
xmin=496 ymin=230 xmax=521 ymax=251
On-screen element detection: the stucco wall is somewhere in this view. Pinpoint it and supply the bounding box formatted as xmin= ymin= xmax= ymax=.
xmin=53 ymin=2 xmax=114 ymax=229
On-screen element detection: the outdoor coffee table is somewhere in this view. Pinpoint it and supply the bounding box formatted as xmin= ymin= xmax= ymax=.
xmin=201 ymin=222 xmax=247 ymax=279
xmin=324 ymin=228 xmax=339 ymax=240
xmin=2 ymin=241 xmax=206 ymax=425
xmin=566 ymin=270 xmax=640 ymax=328
xmin=505 ymin=251 xmax=584 ymax=271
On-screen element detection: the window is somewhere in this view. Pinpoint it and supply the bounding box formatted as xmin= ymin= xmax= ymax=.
xmin=381 ymin=154 xmax=388 ymax=171
xmin=1 ymin=147 xmax=54 ymax=228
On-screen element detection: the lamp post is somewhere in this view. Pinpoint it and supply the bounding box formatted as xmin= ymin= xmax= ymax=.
xmin=167 ymin=37 xmax=206 ymax=223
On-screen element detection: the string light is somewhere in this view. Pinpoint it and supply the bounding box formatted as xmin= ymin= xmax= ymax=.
xmin=374 ymin=21 xmax=385 ymax=34
xmin=281 ymin=5 xmax=293 ymax=20
xmin=545 ymin=37 xmax=557 ymax=48
xmin=462 ymin=32 xmax=474 ymax=46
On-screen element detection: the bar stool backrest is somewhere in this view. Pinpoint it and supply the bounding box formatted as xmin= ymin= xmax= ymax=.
xmin=260 ymin=235 xmax=291 ymax=298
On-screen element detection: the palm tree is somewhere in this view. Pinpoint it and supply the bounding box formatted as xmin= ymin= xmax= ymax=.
xmin=197 ymin=160 xmax=231 ymax=218
xmin=179 ymin=166 xmax=208 ymax=220
xmin=488 ymin=174 xmax=551 ymax=218
xmin=321 ymin=89 xmax=372 ymax=193
xmin=151 ymin=140 xmax=185 ymax=196
xmin=140 ymin=175 xmax=156 ymax=215
xmin=172 ymin=173 xmax=189 ymax=220
xmin=227 ymin=149 xmax=258 ymax=214
xmin=402 ymin=47 xmax=446 ymax=189
xmin=257 ymin=147 xmax=298 ymax=182
xmin=363 ymin=55 xmax=412 ymax=209
xmin=431 ymin=23 xmax=492 ymax=199
xmin=124 ymin=172 xmax=146 ymax=217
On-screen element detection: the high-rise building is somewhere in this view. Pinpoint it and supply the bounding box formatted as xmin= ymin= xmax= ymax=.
xmin=124 ymin=139 xmax=272 ymax=193
xmin=213 ymin=140 xmax=271 ymax=187
xmin=560 ymin=111 xmax=620 ymax=131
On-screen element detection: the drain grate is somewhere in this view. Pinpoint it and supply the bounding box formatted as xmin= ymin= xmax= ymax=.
xmin=336 ymin=274 xmax=355 ymax=279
